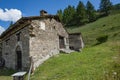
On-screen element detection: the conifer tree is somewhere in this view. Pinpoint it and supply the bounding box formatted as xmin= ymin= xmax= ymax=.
xmin=99 ymin=0 xmax=112 ymax=16
xmin=86 ymin=1 xmax=96 ymax=22
xmin=76 ymin=1 xmax=88 ymax=25
xmin=62 ymin=5 xmax=76 ymax=26
xmin=57 ymin=9 xmax=63 ymax=22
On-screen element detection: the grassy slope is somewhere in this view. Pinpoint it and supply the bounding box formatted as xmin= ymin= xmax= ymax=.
xmin=0 ymin=68 xmax=15 ymax=80
xmin=0 ymin=14 xmax=120 ymax=80
xmin=30 ymin=14 xmax=120 ymax=80
xmin=31 ymin=44 xmax=119 ymax=80
xmin=68 ymin=14 xmax=120 ymax=46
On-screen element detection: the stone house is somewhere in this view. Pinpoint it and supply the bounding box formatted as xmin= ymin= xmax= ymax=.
xmin=0 ymin=10 xmax=69 ymax=71
xmin=0 ymin=10 xmax=85 ymax=71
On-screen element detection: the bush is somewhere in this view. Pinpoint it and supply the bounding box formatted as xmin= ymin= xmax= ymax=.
xmin=96 ymin=35 xmax=108 ymax=44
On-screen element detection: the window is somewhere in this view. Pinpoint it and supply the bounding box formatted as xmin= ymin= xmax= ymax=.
xmin=16 ymin=32 xmax=21 ymax=41
xmin=40 ymin=22 xmax=45 ymax=30
xmin=53 ymin=26 xmax=56 ymax=29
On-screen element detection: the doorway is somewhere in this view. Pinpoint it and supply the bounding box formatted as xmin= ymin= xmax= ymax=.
xmin=16 ymin=46 xmax=22 ymax=70
xmin=59 ymin=36 xmax=65 ymax=49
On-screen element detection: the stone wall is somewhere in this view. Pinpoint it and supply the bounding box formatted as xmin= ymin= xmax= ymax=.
xmin=2 ymin=26 xmax=30 ymax=70
xmin=29 ymin=18 xmax=69 ymax=70
xmin=69 ymin=33 xmax=84 ymax=51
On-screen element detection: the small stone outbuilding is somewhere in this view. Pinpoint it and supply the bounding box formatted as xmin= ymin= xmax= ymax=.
xmin=69 ymin=33 xmax=84 ymax=51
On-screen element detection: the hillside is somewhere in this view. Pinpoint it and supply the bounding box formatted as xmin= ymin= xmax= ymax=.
xmin=67 ymin=14 xmax=120 ymax=46
xmin=0 ymin=14 xmax=120 ymax=80
xmin=30 ymin=14 xmax=120 ymax=80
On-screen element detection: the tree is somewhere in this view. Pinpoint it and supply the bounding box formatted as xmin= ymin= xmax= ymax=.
xmin=99 ymin=0 xmax=112 ymax=16
xmin=62 ymin=5 xmax=76 ymax=26
xmin=113 ymin=3 xmax=120 ymax=10
xmin=86 ymin=1 xmax=96 ymax=22
xmin=76 ymin=1 xmax=88 ymax=25
xmin=56 ymin=9 xmax=63 ymax=22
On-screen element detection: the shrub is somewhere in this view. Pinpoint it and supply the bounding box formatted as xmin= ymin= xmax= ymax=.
xmin=96 ymin=35 xmax=108 ymax=44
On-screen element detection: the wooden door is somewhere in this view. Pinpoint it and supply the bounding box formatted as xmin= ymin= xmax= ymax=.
xmin=16 ymin=51 xmax=22 ymax=70
xmin=59 ymin=36 xmax=65 ymax=49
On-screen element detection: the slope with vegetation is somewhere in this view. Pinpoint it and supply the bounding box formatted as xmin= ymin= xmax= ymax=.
xmin=57 ymin=0 xmax=113 ymax=27
xmin=67 ymin=13 xmax=120 ymax=46
xmin=0 ymin=68 xmax=15 ymax=80
xmin=0 ymin=0 xmax=120 ymax=79
xmin=30 ymin=13 xmax=120 ymax=80
xmin=0 ymin=11 xmax=119 ymax=80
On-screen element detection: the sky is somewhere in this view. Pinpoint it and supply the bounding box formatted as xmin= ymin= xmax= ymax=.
xmin=0 ymin=0 xmax=120 ymax=34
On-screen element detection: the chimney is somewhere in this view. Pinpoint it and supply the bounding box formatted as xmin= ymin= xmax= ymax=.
xmin=40 ymin=10 xmax=48 ymax=16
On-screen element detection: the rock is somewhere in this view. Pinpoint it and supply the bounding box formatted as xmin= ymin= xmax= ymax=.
xmin=60 ymin=49 xmax=75 ymax=54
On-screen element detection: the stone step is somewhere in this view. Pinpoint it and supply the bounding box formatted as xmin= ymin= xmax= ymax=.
xmin=60 ymin=49 xmax=75 ymax=54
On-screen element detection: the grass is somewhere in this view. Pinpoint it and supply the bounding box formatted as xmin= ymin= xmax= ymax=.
xmin=67 ymin=14 xmax=120 ymax=46
xmin=30 ymin=13 xmax=120 ymax=80
xmin=31 ymin=42 xmax=120 ymax=80
xmin=0 ymin=14 xmax=120 ymax=80
xmin=0 ymin=68 xmax=28 ymax=80
xmin=0 ymin=68 xmax=15 ymax=80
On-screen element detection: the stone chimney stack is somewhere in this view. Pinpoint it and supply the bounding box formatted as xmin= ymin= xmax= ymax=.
xmin=40 ymin=10 xmax=48 ymax=16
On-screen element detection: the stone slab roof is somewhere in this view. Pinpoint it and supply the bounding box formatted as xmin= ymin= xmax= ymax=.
xmin=0 ymin=15 xmax=60 ymax=39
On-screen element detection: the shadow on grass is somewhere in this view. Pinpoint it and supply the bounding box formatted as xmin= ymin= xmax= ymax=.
xmin=0 ymin=68 xmax=16 ymax=76
xmin=93 ymin=35 xmax=108 ymax=46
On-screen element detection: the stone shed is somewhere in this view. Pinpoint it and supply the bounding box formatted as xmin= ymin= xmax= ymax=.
xmin=69 ymin=33 xmax=84 ymax=51
xmin=0 ymin=10 xmax=69 ymax=71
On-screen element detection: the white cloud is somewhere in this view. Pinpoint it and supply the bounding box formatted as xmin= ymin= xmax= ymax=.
xmin=0 ymin=8 xmax=22 ymax=22
xmin=0 ymin=26 xmax=5 ymax=35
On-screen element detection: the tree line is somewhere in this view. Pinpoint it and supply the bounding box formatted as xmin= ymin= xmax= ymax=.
xmin=57 ymin=0 xmax=113 ymax=27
